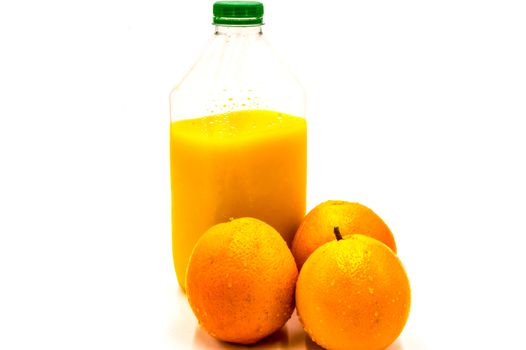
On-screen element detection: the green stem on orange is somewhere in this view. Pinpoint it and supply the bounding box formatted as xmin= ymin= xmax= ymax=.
xmin=334 ymin=227 xmax=343 ymax=241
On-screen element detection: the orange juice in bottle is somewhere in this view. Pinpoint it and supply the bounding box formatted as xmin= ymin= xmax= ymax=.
xmin=170 ymin=1 xmax=306 ymax=290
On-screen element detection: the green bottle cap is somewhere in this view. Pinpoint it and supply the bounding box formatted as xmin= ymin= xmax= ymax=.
xmin=213 ymin=1 xmax=264 ymax=26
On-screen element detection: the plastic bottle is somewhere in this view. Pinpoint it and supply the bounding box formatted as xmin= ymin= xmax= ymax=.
xmin=169 ymin=1 xmax=306 ymax=290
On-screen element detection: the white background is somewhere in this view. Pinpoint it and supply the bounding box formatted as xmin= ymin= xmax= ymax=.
xmin=1 ymin=0 xmax=526 ymax=349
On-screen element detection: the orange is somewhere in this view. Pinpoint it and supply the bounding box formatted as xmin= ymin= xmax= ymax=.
xmin=291 ymin=200 xmax=397 ymax=269
xmin=296 ymin=233 xmax=411 ymax=350
xmin=185 ymin=217 xmax=298 ymax=344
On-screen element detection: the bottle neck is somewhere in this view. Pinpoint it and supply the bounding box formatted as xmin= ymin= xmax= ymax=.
xmin=215 ymin=25 xmax=263 ymax=36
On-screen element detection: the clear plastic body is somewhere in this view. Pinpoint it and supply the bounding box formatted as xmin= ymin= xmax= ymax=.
xmin=170 ymin=24 xmax=306 ymax=290
xmin=171 ymin=25 xmax=305 ymax=119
